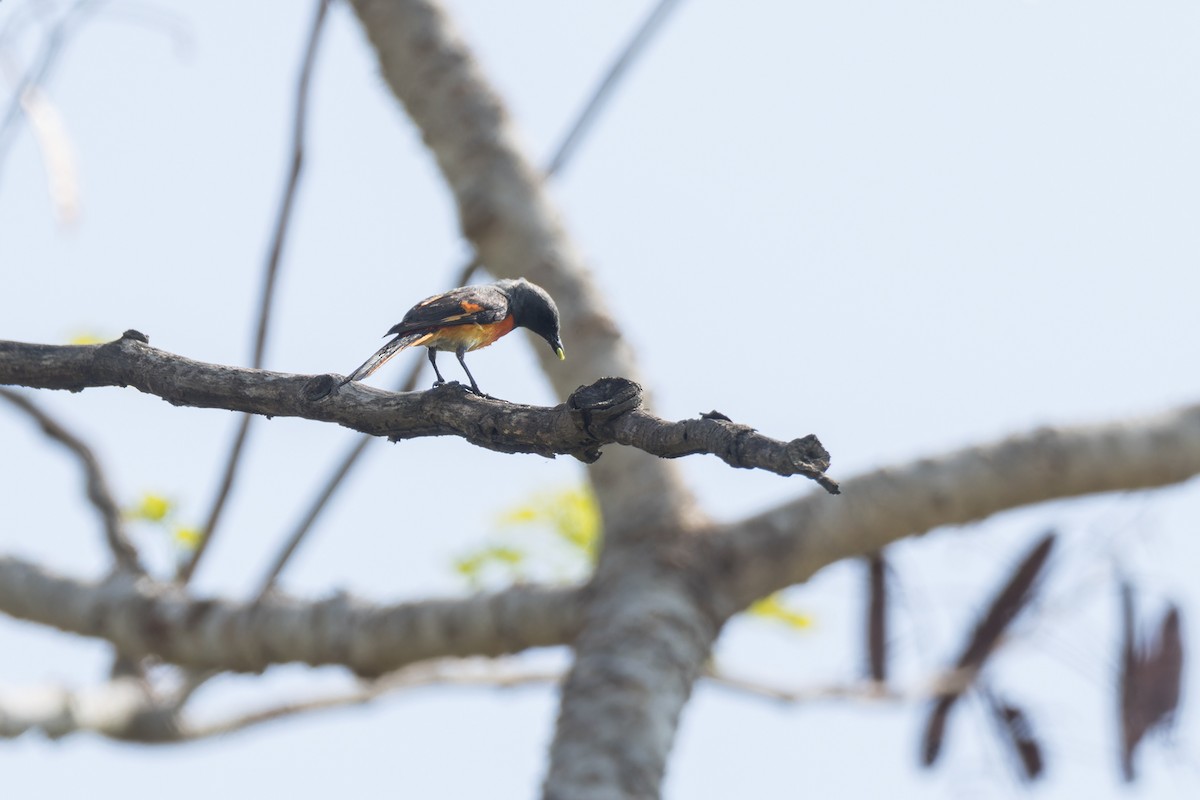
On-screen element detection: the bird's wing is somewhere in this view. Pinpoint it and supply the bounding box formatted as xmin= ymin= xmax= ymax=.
xmin=386 ymin=284 xmax=510 ymax=336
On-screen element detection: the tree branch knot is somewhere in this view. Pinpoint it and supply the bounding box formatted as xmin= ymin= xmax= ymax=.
xmin=566 ymin=377 xmax=643 ymax=462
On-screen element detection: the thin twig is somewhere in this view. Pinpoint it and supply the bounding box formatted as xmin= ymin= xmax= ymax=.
xmin=184 ymin=662 xmax=960 ymax=741
xmin=253 ymin=257 xmax=478 ymax=598
xmin=543 ymin=0 xmax=684 ymax=179
xmin=0 ymin=387 xmax=142 ymax=574
xmin=0 ymin=652 xmax=1017 ymax=743
xmin=252 ymin=433 xmax=371 ymax=596
xmin=179 ymin=0 xmax=331 ymax=585
xmin=249 ymin=0 xmax=329 ymax=372
xmin=184 ymin=658 xmax=560 ymax=739
xmin=253 ymin=0 xmax=686 ymax=594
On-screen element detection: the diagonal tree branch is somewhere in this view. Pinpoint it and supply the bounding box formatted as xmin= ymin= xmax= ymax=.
xmin=0 ymin=387 xmax=142 ymax=574
xmin=718 ymin=403 xmax=1200 ymax=613
xmin=542 ymin=0 xmax=685 ymax=180
xmin=0 ymin=336 xmax=836 ymax=484
xmin=254 ymin=431 xmax=375 ymax=597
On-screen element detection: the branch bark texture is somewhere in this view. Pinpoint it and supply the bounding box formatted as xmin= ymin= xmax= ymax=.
xmin=0 ymin=337 xmax=835 ymax=485
xmin=0 ymin=555 xmax=581 ymax=675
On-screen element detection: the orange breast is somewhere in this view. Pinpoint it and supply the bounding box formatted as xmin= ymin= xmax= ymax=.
xmin=422 ymin=314 xmax=516 ymax=352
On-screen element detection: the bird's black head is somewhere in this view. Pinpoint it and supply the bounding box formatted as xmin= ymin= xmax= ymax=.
xmin=499 ymin=278 xmax=565 ymax=361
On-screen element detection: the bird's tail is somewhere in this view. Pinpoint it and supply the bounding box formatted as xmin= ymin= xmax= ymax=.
xmin=341 ymin=333 xmax=424 ymax=385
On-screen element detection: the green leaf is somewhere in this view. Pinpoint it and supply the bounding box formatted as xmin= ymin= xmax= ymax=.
xmin=747 ymin=592 xmax=813 ymax=630
xmin=126 ymin=493 xmax=173 ymax=522
xmin=453 ymin=545 xmax=529 ymax=589
xmin=67 ymin=331 xmax=108 ymax=345
xmin=172 ymin=526 xmax=204 ymax=551
xmin=455 ymin=485 xmax=604 ymax=589
xmin=496 ymin=486 xmax=601 ymax=561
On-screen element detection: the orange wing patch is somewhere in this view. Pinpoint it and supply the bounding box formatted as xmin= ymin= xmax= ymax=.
xmin=460 ymin=301 xmax=484 ymax=313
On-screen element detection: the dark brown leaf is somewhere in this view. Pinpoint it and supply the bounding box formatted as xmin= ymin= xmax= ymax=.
xmin=1119 ymin=587 xmax=1184 ymax=783
xmin=866 ymin=552 xmax=888 ymax=683
xmin=987 ymin=693 xmax=1045 ymax=782
xmin=919 ymin=532 xmax=1055 ymax=771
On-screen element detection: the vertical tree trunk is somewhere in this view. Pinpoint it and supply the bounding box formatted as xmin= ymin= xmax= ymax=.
xmin=347 ymin=2 xmax=711 ymax=796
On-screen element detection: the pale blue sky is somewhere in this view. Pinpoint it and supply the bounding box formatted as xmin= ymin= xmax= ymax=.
xmin=2 ymin=1 xmax=1199 ymax=797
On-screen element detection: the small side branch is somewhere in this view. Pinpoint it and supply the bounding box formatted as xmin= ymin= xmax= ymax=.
xmin=184 ymin=0 xmax=333 ymax=585
xmin=0 ymin=387 xmax=143 ymax=574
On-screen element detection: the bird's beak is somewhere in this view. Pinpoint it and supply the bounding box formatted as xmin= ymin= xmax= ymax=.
xmin=553 ymin=340 xmax=566 ymax=361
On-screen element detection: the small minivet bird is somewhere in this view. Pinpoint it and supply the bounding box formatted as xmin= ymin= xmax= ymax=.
xmin=342 ymin=278 xmax=565 ymax=394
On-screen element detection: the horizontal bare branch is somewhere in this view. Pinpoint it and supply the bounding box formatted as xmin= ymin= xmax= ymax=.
xmin=0 ymin=335 xmax=837 ymax=487
xmin=0 ymin=656 xmax=975 ymax=743
xmin=0 ymin=555 xmax=582 ymax=674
